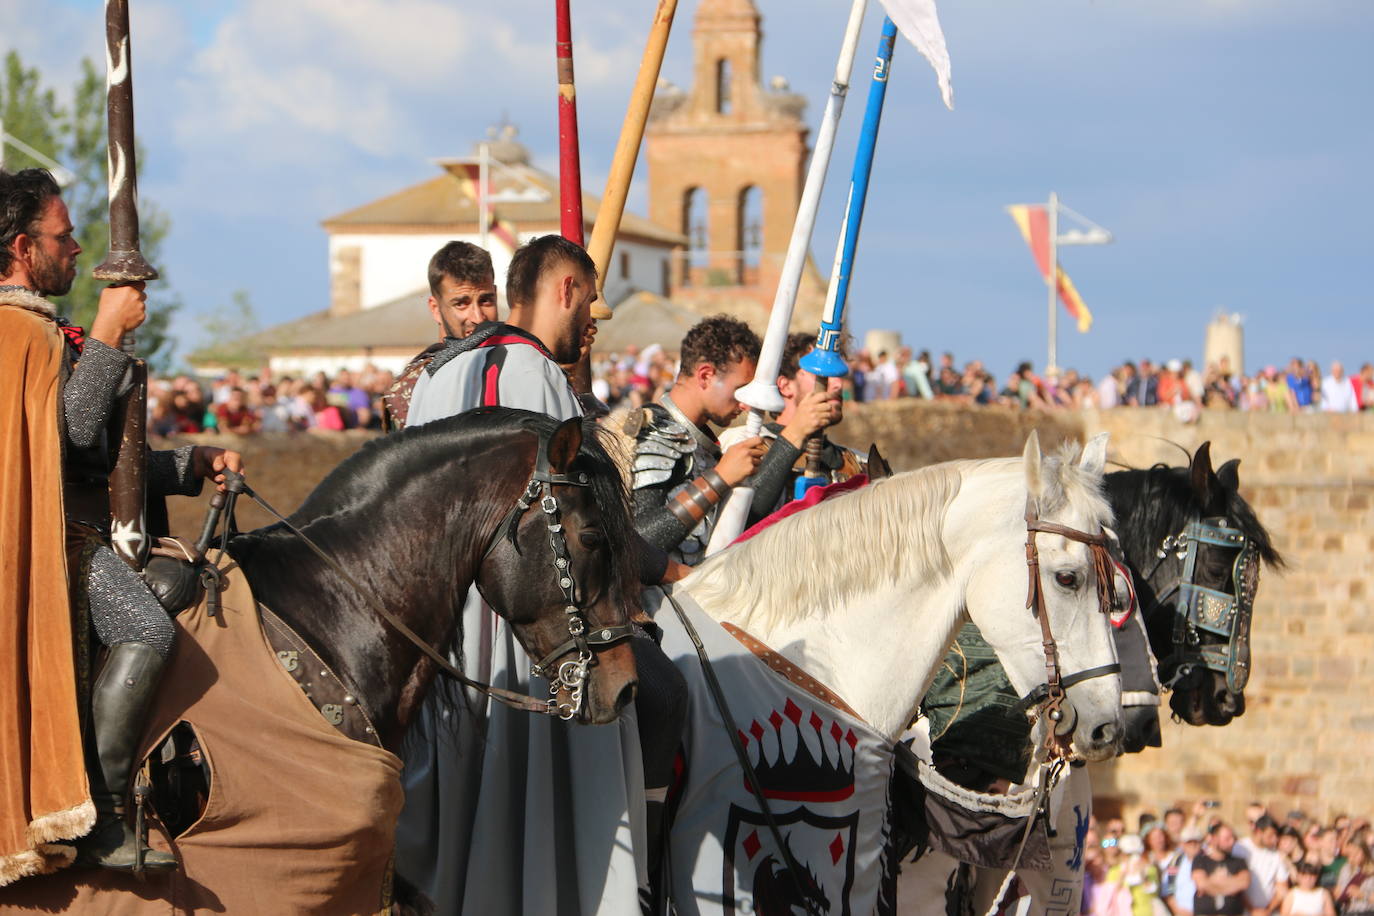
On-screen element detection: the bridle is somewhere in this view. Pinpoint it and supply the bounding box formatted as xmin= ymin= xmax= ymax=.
xmin=1140 ymin=516 xmax=1259 ymax=695
xmin=1019 ymin=496 xmax=1122 ymax=758
xmin=481 ymin=433 xmax=636 ymax=720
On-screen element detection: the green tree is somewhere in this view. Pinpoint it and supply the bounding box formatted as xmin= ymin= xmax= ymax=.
xmin=1 ymin=51 xmax=179 ymax=369
xmin=189 ymin=289 xmax=266 ymax=370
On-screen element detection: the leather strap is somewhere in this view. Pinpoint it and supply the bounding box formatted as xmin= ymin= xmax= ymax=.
xmin=235 ymin=478 xmax=561 ymax=717
xmin=1022 ymin=497 xmax=1119 ymax=758
xmin=259 ymin=603 xmax=382 ymax=746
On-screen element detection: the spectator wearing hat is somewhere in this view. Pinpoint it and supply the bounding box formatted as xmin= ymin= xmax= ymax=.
xmin=1195 ymin=823 xmax=1252 ymax=916
xmin=1168 ymin=828 xmax=1207 ymax=916
xmin=1104 ymin=834 xmax=1163 ymax=916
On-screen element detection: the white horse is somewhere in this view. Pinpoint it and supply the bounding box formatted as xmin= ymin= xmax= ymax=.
xmin=655 ymin=432 xmax=1123 ymax=916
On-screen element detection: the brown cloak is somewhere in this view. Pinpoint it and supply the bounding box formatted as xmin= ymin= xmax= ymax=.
xmin=0 ymin=290 xmax=95 ymax=886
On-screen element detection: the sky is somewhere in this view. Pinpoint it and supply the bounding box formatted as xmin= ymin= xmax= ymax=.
xmin=3 ymin=0 xmax=1371 ymax=380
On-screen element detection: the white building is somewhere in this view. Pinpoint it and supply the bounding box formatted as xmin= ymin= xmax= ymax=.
xmin=203 ymin=127 xmax=684 ymax=378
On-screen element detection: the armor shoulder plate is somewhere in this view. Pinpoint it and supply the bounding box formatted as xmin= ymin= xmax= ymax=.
xmin=631 ymin=406 xmax=695 ymax=490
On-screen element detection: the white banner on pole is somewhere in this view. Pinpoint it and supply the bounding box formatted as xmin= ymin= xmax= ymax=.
xmin=876 ymin=0 xmax=954 ymax=109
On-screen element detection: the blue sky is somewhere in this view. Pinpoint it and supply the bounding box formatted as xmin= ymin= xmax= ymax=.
xmin=5 ymin=0 xmax=1371 ymax=379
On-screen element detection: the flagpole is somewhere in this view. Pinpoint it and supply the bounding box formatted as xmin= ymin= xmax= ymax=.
xmin=1047 ymin=190 xmax=1058 ymax=373
xmin=479 ymin=141 xmax=490 ymax=252
xmin=702 ymin=0 xmax=870 ymax=556
xmin=555 ymin=0 xmax=585 ymax=245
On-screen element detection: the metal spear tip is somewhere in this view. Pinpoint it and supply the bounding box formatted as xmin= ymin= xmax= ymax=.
xmin=93 ymin=249 xmax=159 ymax=283
xmin=734 ymin=379 xmax=785 ymax=415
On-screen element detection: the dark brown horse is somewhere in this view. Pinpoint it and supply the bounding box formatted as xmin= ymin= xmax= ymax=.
xmin=227 ymin=407 xmax=642 ymax=741
xmin=0 ymin=408 xmax=640 ymax=913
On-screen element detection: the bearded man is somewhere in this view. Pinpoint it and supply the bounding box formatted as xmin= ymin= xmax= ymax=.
xmin=0 ymin=168 xmax=241 ymax=880
xmin=397 ymin=234 xmax=686 ymax=914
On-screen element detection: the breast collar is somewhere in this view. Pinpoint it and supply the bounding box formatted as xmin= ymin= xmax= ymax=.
xmin=659 ymin=391 xmax=720 ymax=459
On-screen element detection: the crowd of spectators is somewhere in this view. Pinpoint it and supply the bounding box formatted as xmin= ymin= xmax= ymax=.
xmin=147 ymin=366 xmax=396 ymax=436
xmin=844 ymin=349 xmax=1374 ymax=418
xmin=1080 ymin=800 xmax=1373 ymax=916
xmin=147 ymin=348 xmax=1373 ymax=438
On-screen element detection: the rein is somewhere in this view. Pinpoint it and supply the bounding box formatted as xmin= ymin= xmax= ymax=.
xmin=1021 ymin=497 xmax=1121 ymax=758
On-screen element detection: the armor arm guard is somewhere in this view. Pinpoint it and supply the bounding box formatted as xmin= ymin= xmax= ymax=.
xmin=63 ymin=338 xmax=131 ymax=448
xmin=148 ymin=445 xmax=201 ymax=499
xmin=632 ymin=469 xmax=730 ymax=551
xmin=747 ymin=437 xmax=803 ymax=525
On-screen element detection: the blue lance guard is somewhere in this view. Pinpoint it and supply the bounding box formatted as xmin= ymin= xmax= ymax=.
xmin=796 ymin=16 xmax=898 ymax=498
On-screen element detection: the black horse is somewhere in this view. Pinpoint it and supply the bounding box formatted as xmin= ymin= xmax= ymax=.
xmin=1106 ymin=441 xmax=1282 ymax=730
xmin=227 ymin=407 xmax=643 ymax=743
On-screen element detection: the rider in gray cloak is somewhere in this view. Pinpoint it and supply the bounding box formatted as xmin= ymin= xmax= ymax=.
xmin=395 ymin=235 xmax=685 ymax=914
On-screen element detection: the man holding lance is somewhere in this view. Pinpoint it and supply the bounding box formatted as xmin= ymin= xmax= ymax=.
xmin=619 ymin=316 xmax=837 ymax=564
xmin=719 ymin=331 xmax=861 ymax=513
xmin=396 ymin=233 xmax=688 ymax=914
xmin=0 ymin=168 xmax=243 ymax=879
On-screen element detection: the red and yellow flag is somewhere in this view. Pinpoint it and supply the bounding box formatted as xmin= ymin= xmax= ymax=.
xmin=1007 ymin=204 xmax=1093 ymax=333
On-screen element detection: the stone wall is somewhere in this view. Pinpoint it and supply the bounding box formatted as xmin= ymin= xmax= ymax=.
xmin=155 ymin=403 xmax=1374 ymax=830
xmin=836 ymin=402 xmax=1374 ymax=830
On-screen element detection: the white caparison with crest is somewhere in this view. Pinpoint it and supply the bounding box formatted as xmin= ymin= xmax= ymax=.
xmin=681 ymin=431 xmax=1123 ymax=760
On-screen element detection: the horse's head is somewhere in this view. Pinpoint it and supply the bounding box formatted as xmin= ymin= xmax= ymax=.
xmin=957 ymin=432 xmax=1123 ymax=762
xmin=477 ymin=417 xmax=639 ymax=725
xmin=1147 ymin=442 xmax=1279 ymax=727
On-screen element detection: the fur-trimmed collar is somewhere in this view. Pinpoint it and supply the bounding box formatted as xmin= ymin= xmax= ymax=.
xmin=0 ymin=285 xmax=55 ymax=317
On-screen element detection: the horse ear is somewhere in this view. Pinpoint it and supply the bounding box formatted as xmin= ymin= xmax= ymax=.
xmin=1078 ymin=432 xmax=1109 ymax=477
xmin=867 ymin=442 xmax=894 ymax=480
xmin=546 ymin=417 xmax=584 ymax=473
xmin=1216 ymin=458 xmax=1241 ymax=492
xmin=1023 ymin=429 xmax=1045 ymax=503
xmin=1190 ymin=441 xmax=1217 ymax=506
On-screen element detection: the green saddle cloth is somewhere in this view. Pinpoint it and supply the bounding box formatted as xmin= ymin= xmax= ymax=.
xmin=922 ymin=622 xmax=1033 ymax=787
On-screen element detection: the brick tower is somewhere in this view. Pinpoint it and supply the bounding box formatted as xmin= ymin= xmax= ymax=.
xmin=647 ymin=0 xmax=823 ymax=323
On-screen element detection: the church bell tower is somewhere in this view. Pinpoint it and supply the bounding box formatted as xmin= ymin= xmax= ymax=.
xmin=646 ymin=0 xmax=822 ymax=318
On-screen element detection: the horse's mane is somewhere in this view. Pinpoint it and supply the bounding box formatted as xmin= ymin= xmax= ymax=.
xmin=1105 ymin=459 xmax=1283 ymax=570
xmin=683 ymin=461 xmax=961 ymax=631
xmin=686 ymin=445 xmax=1112 ymax=632
xmin=230 ymin=408 xmax=641 ymax=616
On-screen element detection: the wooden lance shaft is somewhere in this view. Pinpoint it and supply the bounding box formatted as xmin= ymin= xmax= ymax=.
xmin=556 ymin=0 xmax=584 ymax=246
xmin=586 ymin=0 xmax=678 ymax=313
xmin=94 ymin=0 xmax=158 ymax=570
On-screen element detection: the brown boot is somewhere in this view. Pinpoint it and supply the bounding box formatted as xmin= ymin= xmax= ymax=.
xmin=75 ymin=642 xmax=177 ymax=872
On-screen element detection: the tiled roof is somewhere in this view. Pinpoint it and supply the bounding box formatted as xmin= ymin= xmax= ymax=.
xmin=322 ymin=161 xmax=686 ymax=247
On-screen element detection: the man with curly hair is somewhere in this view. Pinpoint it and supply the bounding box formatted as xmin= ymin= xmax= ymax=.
xmin=620 ymin=315 xmax=837 ymax=563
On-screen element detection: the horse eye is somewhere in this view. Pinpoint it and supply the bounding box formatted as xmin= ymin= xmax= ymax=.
xmin=1055 ymin=571 xmax=1078 ymax=589
xmin=578 ymin=530 xmax=605 ymax=550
